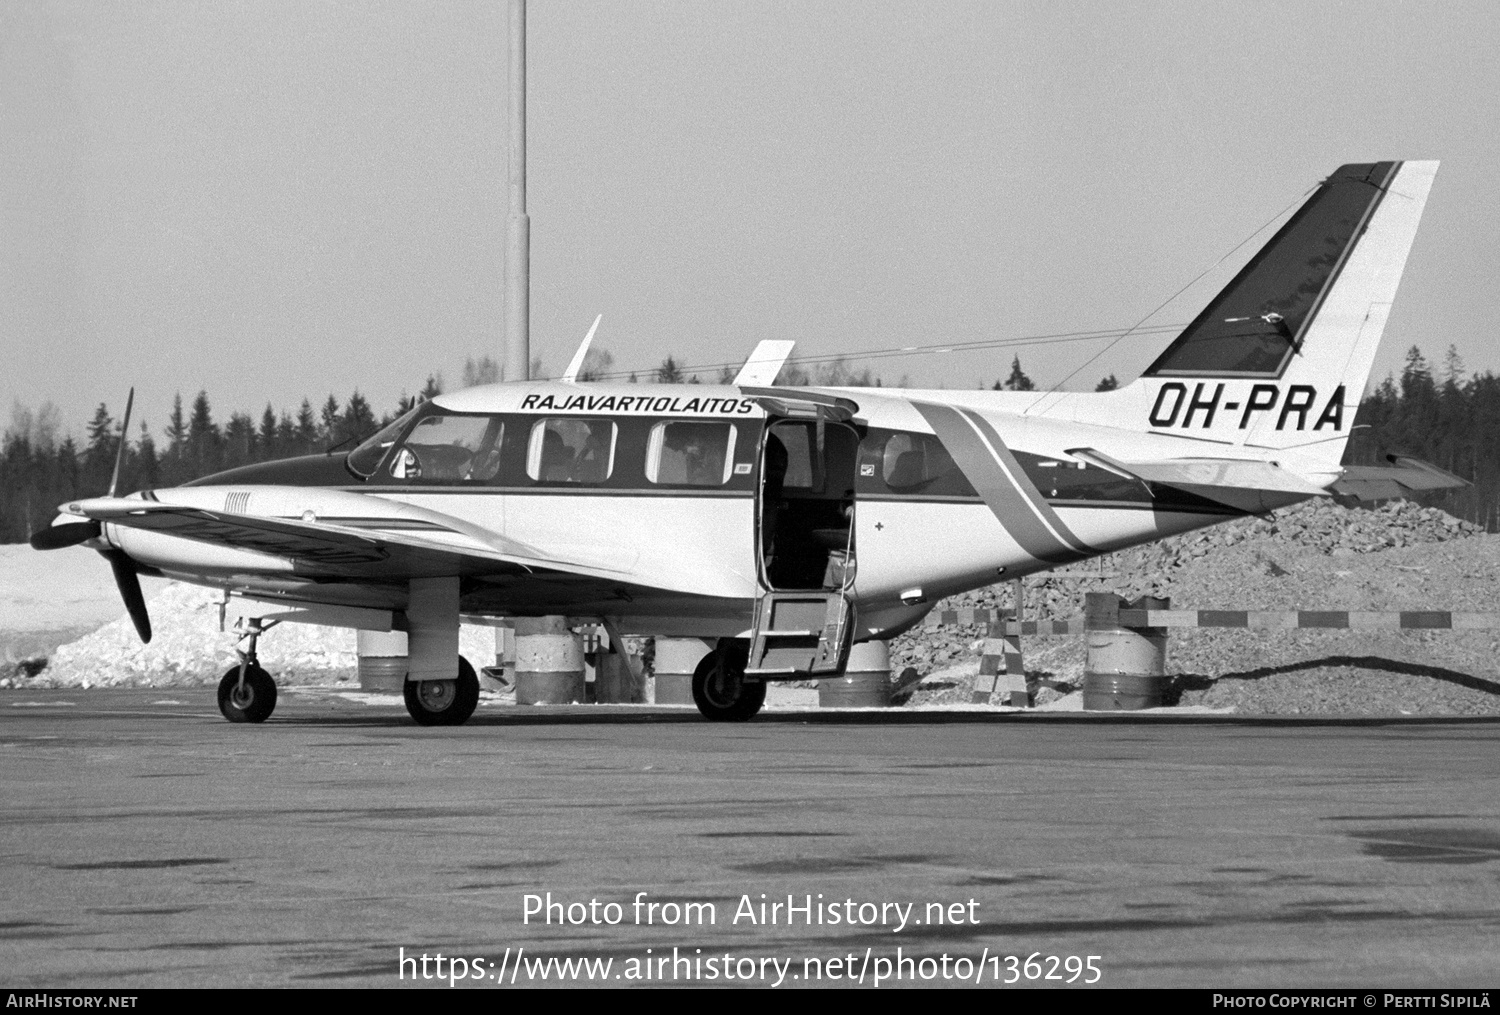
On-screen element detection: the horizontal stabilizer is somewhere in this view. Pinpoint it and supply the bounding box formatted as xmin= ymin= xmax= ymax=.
xmin=1067 ymin=448 xmax=1327 ymax=513
xmin=1331 ymin=456 xmax=1469 ymax=503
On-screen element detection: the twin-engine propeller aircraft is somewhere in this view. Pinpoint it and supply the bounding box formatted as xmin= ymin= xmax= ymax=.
xmin=32 ymin=161 xmax=1461 ymax=726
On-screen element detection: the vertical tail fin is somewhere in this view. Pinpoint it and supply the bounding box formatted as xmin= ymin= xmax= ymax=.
xmin=1129 ymin=161 xmax=1437 ymax=466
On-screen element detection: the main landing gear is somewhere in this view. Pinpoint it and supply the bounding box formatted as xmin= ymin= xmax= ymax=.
xmin=404 ymin=656 xmax=480 ymax=727
xmin=692 ymin=639 xmax=765 ymax=722
xmin=218 ymin=618 xmax=279 ymax=723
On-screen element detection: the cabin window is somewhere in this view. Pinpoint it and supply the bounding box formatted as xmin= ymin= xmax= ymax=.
xmin=527 ymin=418 xmax=617 ymax=484
xmin=645 ymin=422 xmax=737 ymax=486
xmin=389 ymin=412 xmax=504 ymax=483
xmin=881 ymin=431 xmax=958 ymax=490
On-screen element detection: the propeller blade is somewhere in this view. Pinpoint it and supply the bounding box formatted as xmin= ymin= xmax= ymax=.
xmin=29 ymin=520 xmax=102 ymax=551
xmin=109 ymin=387 xmax=134 ymax=499
xmin=104 ymin=548 xmax=152 ymax=644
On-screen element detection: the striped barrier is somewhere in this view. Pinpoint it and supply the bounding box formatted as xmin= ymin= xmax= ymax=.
xmin=926 ymin=596 xmax=1496 ymax=709
xmin=1115 ymin=609 xmax=1500 ymax=630
xmin=927 ymin=609 xmax=1500 ymax=634
xmin=926 ymin=607 xmax=1011 ymax=628
xmin=925 ymin=608 xmax=1083 ymax=635
xmin=971 ymin=629 xmax=1028 ymax=706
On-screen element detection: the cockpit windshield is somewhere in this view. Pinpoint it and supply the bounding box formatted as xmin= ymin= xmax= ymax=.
xmin=346 ymin=406 xmax=420 ymax=478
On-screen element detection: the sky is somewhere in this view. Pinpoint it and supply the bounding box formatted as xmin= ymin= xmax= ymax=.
xmin=3 ymin=0 xmax=1499 ymax=437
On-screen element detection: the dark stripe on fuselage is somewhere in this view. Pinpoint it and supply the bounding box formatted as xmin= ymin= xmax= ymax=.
xmin=911 ymin=402 xmax=1090 ymax=566
xmin=369 ymin=485 xmax=1230 ymax=516
xmin=958 ymin=409 xmax=1095 ymax=556
xmin=350 ymin=486 xmax=751 ymax=499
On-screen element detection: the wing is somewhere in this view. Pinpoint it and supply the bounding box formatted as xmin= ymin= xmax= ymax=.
xmin=67 ymin=496 xmax=628 ymax=583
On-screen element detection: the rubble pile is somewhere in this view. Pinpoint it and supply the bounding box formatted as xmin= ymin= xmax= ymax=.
xmin=892 ymin=498 xmax=1500 ymax=715
xmin=1119 ymin=497 xmax=1482 ymax=566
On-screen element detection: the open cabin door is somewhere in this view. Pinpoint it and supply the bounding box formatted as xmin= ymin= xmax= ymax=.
xmin=742 ymin=389 xmax=862 ymax=678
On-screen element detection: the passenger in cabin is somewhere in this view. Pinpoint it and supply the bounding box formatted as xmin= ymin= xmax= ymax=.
xmin=540 ymin=429 xmax=574 ymax=482
xmin=535 ymin=419 xmax=614 ymax=483
xmin=660 ymin=423 xmax=726 ymax=486
xmin=575 ymin=429 xmax=610 ymax=483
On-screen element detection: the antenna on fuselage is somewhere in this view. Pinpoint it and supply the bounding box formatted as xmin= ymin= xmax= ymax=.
xmin=560 ymin=314 xmax=603 ymax=383
xmin=109 ymin=387 xmax=135 ymax=498
xmin=733 ymin=340 xmax=797 ymax=387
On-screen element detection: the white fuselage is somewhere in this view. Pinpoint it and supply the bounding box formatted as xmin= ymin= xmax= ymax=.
xmin=111 ymin=380 xmax=1292 ymax=640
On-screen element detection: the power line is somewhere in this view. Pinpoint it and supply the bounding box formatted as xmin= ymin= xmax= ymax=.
xmin=544 ymin=323 xmax=1187 ymax=384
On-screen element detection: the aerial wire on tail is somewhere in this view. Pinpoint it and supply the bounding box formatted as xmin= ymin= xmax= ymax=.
xmin=1026 ymin=183 xmax=1319 ymax=408
xmin=554 ymin=323 xmax=1186 ymax=384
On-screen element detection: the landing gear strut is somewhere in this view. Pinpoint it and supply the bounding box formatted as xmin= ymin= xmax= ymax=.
xmin=404 ymin=655 xmax=480 ymax=727
xmin=217 ymin=618 xmax=279 ymax=723
xmin=692 ymin=639 xmax=765 ymax=721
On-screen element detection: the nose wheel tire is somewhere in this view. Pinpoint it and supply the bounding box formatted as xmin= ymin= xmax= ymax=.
xmin=217 ymin=665 xmax=278 ymax=723
xmin=692 ymin=641 xmax=765 ymax=721
xmin=404 ymin=656 xmax=480 ymax=726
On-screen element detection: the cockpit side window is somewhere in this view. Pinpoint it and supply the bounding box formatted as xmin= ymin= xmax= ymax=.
xmin=387 ymin=412 xmax=504 ymax=483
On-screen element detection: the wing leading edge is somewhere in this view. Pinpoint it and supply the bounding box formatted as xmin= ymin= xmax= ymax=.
xmin=64 ymin=497 xmax=628 ymax=582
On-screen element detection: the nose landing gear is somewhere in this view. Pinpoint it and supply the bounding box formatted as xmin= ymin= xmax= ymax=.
xmin=217 ymin=618 xmax=279 ymax=723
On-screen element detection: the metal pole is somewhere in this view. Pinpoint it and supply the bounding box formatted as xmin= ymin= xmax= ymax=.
xmin=505 ymin=0 xmax=530 ymax=382
xmin=506 ymin=2 xmax=572 ymax=676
